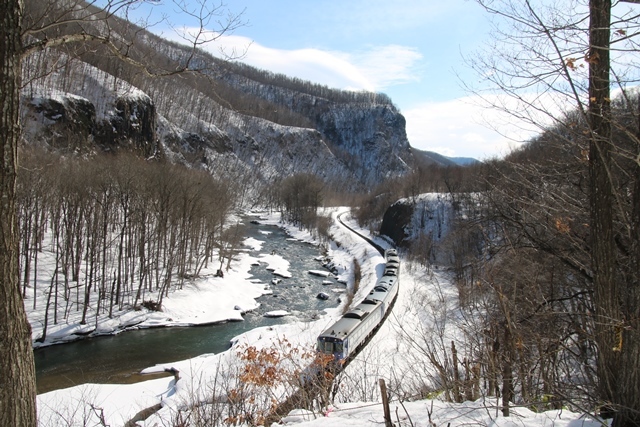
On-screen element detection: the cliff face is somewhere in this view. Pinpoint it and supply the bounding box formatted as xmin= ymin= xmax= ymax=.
xmin=217 ymin=71 xmax=414 ymax=187
xmin=23 ymin=91 xmax=159 ymax=159
xmin=98 ymin=94 xmax=157 ymax=157
xmin=316 ymin=103 xmax=411 ymax=184
xmin=380 ymin=199 xmax=415 ymax=246
xmin=379 ymin=194 xmax=456 ymax=265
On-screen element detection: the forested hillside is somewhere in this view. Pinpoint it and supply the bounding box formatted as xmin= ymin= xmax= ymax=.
xmin=18 ymin=0 xmax=427 ymax=194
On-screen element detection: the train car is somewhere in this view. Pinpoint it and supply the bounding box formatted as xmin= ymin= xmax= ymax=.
xmin=317 ymin=300 xmax=384 ymax=361
xmin=368 ymin=278 xmax=399 ymax=311
xmin=382 ymin=267 xmax=398 ymax=277
xmin=317 ymin=247 xmax=400 ymax=362
xmin=385 ymin=258 xmax=399 ymax=270
xmin=377 ymin=275 xmax=397 ymax=288
xmin=385 ymin=248 xmax=399 ymax=262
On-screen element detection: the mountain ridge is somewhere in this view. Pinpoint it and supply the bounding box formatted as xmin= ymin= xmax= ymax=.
xmin=20 ymin=0 xmax=465 ymax=191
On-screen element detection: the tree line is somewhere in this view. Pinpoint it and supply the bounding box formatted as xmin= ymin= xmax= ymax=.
xmin=218 ymin=60 xmax=394 ymax=106
xmin=17 ymin=145 xmax=333 ymax=343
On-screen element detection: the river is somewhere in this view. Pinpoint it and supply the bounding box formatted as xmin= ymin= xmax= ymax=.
xmin=34 ymin=219 xmax=341 ymax=393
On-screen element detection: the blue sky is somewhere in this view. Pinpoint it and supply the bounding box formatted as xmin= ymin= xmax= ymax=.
xmin=133 ymin=0 xmax=539 ymax=160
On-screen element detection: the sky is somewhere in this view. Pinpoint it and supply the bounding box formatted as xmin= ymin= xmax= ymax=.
xmin=130 ymin=0 xmax=541 ymax=160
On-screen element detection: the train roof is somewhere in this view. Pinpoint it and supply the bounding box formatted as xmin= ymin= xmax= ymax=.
xmin=368 ymin=289 xmax=393 ymax=303
xmin=344 ymin=300 xmax=382 ymax=319
xmin=378 ymin=276 xmax=396 ymax=287
xmin=318 ymin=317 xmax=361 ymax=339
xmin=386 ymin=258 xmax=400 ymax=267
xmin=344 ymin=307 xmax=367 ymax=320
xmin=374 ymin=284 xmax=391 ymax=292
xmin=318 ymin=300 xmax=383 ymax=339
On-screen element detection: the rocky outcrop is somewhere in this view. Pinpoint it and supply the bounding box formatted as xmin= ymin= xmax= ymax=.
xmin=315 ymin=103 xmax=412 ymax=185
xmin=96 ymin=94 xmax=157 ymax=157
xmin=379 ymin=194 xmax=457 ymax=265
xmin=23 ymin=92 xmax=160 ymax=158
xmin=217 ymin=72 xmax=414 ymax=188
xmin=24 ymin=95 xmax=97 ymax=152
xmin=379 ymin=199 xmax=415 ymax=247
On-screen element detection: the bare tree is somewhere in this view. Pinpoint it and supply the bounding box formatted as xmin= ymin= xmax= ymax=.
xmin=1 ymin=1 xmax=244 ymax=424
xmin=0 ymin=2 xmax=38 ymax=425
xmin=277 ymin=173 xmax=325 ymax=230
xmin=468 ymin=0 xmax=640 ymax=423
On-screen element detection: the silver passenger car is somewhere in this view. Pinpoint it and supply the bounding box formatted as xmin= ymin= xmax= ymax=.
xmin=317 ymin=300 xmax=384 ymax=361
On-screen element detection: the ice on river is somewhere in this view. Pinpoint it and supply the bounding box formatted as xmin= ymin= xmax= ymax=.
xmin=308 ymin=269 xmax=331 ymax=277
xmin=264 ymin=310 xmax=290 ymax=318
xmin=259 ymin=252 xmax=293 ymax=278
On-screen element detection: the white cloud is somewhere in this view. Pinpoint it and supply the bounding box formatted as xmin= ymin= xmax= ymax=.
xmin=350 ymin=45 xmax=423 ymax=88
xmin=404 ymin=93 xmax=572 ymax=160
xmin=237 ymin=38 xmax=377 ymax=91
xmin=181 ymin=32 xmax=423 ymax=92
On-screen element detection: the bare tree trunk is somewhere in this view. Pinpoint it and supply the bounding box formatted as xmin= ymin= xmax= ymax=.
xmin=614 ymin=47 xmax=640 ymax=426
xmin=20 ymin=206 xmax=32 ymax=299
xmin=451 ymin=341 xmax=462 ymax=403
xmin=617 ymin=163 xmax=640 ymax=426
xmin=587 ymin=0 xmax=622 ymax=414
xmin=501 ymin=326 xmax=513 ymax=417
xmin=0 ymin=0 xmax=38 ymax=424
xmin=37 ymin=265 xmax=58 ymax=343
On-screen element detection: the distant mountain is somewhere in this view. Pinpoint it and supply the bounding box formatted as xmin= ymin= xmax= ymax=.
xmin=20 ymin=0 xmax=415 ymax=192
xmin=411 ymin=148 xmax=479 ymax=167
xmin=447 ymin=157 xmax=480 ymax=166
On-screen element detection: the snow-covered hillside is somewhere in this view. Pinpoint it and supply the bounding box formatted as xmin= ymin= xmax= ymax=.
xmin=21 ymin=42 xmax=415 ymax=191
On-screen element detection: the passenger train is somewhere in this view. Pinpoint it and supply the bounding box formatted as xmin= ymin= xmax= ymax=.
xmin=317 ymin=248 xmax=400 ymax=362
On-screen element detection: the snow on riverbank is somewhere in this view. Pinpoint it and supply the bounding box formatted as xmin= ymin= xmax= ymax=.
xmin=274 ymin=399 xmax=600 ymax=427
xmin=27 ymin=214 xmax=295 ymax=347
xmin=36 ymin=208 xmax=604 ymax=427
xmin=35 ymin=208 xmax=351 ymax=423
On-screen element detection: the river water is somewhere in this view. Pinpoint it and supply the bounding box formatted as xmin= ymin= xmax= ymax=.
xmin=34 ymin=219 xmax=341 ymax=394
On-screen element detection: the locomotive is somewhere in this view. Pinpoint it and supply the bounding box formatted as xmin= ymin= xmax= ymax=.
xmin=317 ymin=248 xmax=399 ymax=361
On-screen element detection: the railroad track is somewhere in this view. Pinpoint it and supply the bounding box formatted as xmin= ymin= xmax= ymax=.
xmin=337 ymin=211 xmax=386 ymax=256
xmin=265 ymin=210 xmax=399 ymax=426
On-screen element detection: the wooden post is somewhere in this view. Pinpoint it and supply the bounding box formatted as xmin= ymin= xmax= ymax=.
xmin=451 ymin=341 xmax=461 ymax=403
xmin=379 ymin=378 xmax=393 ymax=427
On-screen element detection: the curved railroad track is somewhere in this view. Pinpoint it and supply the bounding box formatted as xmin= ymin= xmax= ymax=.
xmin=336 ymin=211 xmax=386 ymax=256
xmin=265 ymin=210 xmax=398 ymax=425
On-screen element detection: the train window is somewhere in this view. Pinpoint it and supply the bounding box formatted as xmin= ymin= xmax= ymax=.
xmin=335 ymin=342 xmax=343 ymax=353
xmin=323 ymin=341 xmax=333 ymax=353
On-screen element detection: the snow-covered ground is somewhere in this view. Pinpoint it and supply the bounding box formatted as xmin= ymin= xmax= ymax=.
xmin=35 ymin=208 xmax=604 ymax=427
xmin=277 ymin=399 xmax=594 ymax=427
